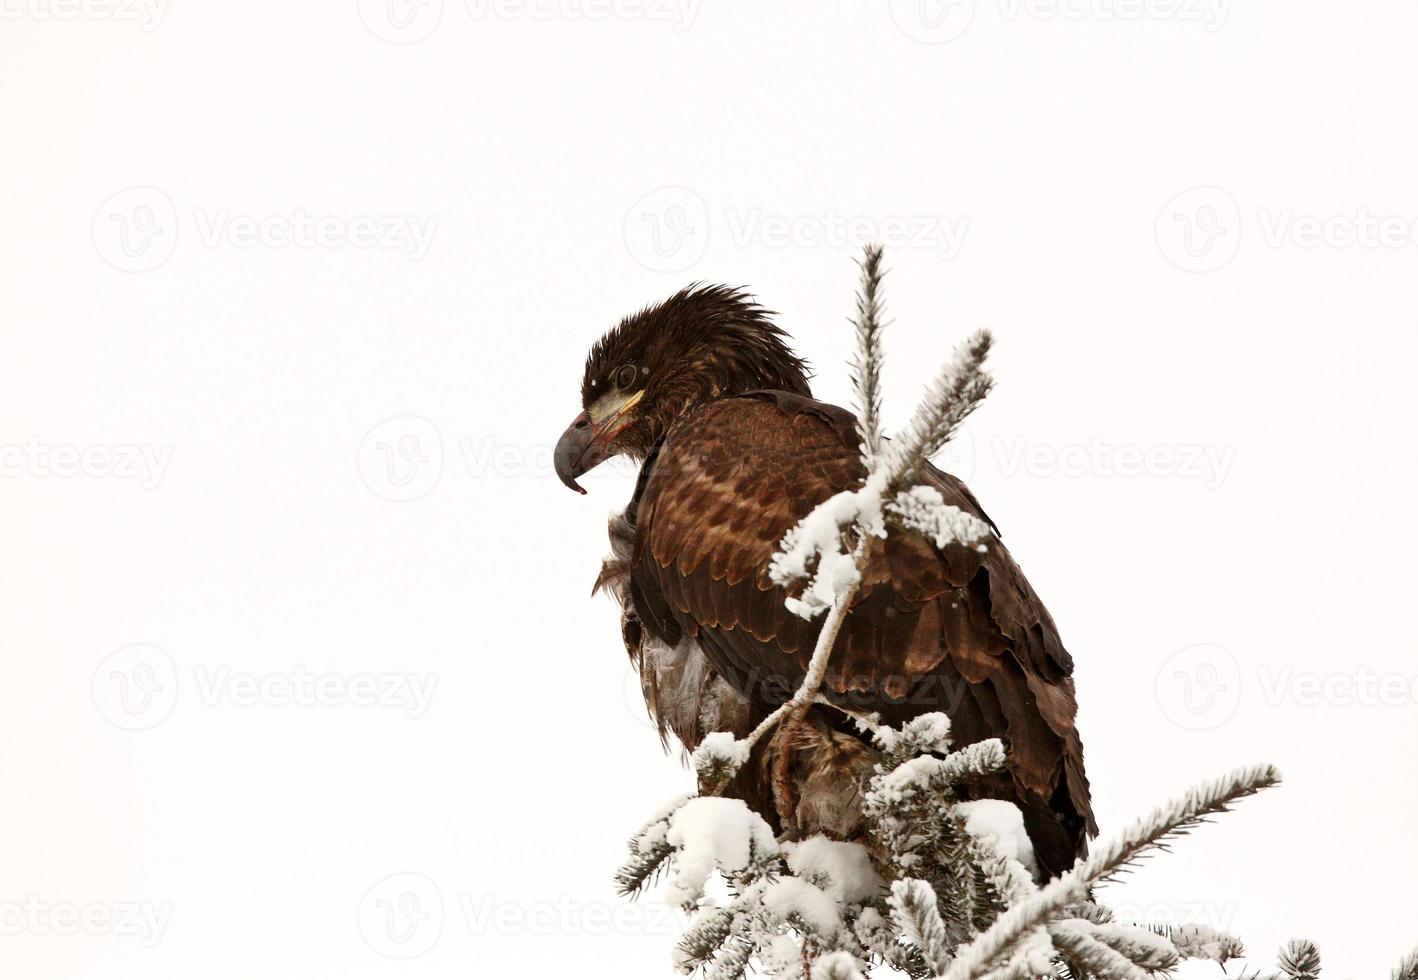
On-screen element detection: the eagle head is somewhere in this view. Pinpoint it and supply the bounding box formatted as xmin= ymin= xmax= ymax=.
xmin=554 ymin=284 xmax=811 ymax=493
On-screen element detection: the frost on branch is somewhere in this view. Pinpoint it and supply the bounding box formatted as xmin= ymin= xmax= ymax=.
xmin=691 ymin=731 xmax=753 ymax=795
xmin=768 ymin=487 xmax=882 ymax=621
xmin=887 ymin=485 xmax=991 ymax=554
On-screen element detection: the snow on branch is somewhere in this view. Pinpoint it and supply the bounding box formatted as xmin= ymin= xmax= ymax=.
xmin=1392 ymin=946 xmax=1418 ymax=980
xmin=851 ymin=243 xmax=888 ymax=467
xmin=890 ymin=879 xmax=953 ymax=974
xmin=875 ymin=328 xmax=994 ymax=492
xmin=939 ymin=763 xmax=1282 ymax=980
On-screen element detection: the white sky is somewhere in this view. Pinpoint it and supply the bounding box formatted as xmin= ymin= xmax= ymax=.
xmin=1 ymin=2 xmax=1415 ymax=977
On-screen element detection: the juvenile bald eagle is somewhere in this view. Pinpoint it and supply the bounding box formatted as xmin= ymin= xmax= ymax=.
xmin=555 ymin=286 xmax=1094 ymax=877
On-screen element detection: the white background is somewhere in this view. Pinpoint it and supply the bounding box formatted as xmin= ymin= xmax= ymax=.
xmin=2 ymin=1 xmax=1415 ymax=977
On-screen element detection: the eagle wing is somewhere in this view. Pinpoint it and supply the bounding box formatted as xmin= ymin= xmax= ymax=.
xmin=627 ymin=391 xmax=1095 ymax=875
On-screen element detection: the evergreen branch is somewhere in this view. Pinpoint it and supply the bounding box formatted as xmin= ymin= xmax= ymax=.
xmin=674 ymin=907 xmax=735 ymax=973
xmin=614 ymin=794 xmax=691 ymax=897
xmin=939 ymin=763 xmax=1281 ymax=980
xmin=875 ymin=329 xmax=993 ymax=493
xmin=891 ymin=878 xmax=953 ymax=975
xmin=614 ymin=836 xmax=675 ymax=898
xmin=1049 ymin=921 xmax=1154 ymax=980
xmin=851 ymin=244 xmax=888 ymax=467
xmin=706 ymin=937 xmax=755 ymax=980
xmin=1391 ymin=947 xmax=1418 ymax=980
xmin=1277 ymin=939 xmax=1322 ymax=980
xmin=1089 ymin=923 xmax=1179 ymax=972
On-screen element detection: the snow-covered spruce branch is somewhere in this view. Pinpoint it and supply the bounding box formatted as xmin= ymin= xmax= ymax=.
xmin=874 ymin=327 xmax=993 ymax=492
xmin=851 ymin=242 xmax=887 ymax=467
xmin=938 ymin=763 xmax=1282 ymax=980
xmin=1392 ymin=946 xmax=1418 ymax=980
xmin=890 ymin=879 xmax=953 ymax=974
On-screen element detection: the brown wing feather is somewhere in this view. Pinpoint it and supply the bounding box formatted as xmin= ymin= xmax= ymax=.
xmin=629 ymin=391 xmax=1095 ymax=876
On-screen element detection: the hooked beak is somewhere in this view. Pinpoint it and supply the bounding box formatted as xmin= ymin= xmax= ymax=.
xmin=553 ymin=391 xmax=643 ymax=494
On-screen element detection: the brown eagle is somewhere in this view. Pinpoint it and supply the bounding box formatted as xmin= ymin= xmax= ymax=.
xmin=555 ymin=285 xmax=1095 ymax=878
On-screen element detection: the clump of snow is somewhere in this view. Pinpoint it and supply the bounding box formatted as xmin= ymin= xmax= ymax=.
xmin=784 ymin=836 xmax=885 ymax=905
xmin=757 ymin=933 xmax=809 ymax=978
xmin=954 ymin=799 xmax=1040 ymax=880
xmin=690 ymin=731 xmax=750 ymax=780
xmin=762 ymin=877 xmax=843 ymax=937
xmin=769 ymin=485 xmax=886 ymax=620
xmin=664 ymin=797 xmax=779 ymax=906
xmin=887 ymin=484 xmax=992 ymax=553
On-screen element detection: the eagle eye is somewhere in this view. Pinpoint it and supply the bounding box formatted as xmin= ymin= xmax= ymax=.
xmin=615 ymin=364 xmax=639 ymax=389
